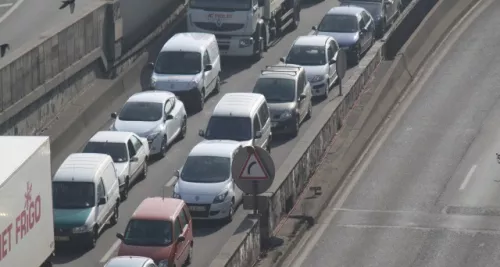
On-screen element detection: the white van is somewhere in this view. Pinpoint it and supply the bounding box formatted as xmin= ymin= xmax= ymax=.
xmin=150 ymin=32 xmax=221 ymax=112
xmin=52 ymin=153 xmax=120 ymax=249
xmin=199 ymin=93 xmax=272 ymax=152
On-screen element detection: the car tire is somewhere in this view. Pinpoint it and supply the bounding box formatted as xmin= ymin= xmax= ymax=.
xmin=185 ymin=244 xmax=193 ymax=265
xmin=225 ymin=199 xmax=235 ymax=223
xmin=141 ymin=163 xmax=148 ymax=180
xmin=195 ymin=89 xmax=205 ymax=112
xmin=291 ymin=116 xmax=300 ymax=137
xmin=323 ymin=79 xmax=330 ymax=99
xmin=110 ymin=204 xmax=119 ymax=225
xmin=120 ymin=178 xmax=129 ymax=201
xmin=306 ymin=102 xmax=312 ymax=120
xmin=87 ymin=227 xmax=98 ymax=249
xmin=213 ymin=76 xmax=221 ymax=94
xmin=180 ymin=116 xmax=187 ymax=139
xmin=353 ymin=45 xmax=361 ymax=65
xmin=160 ymin=136 xmax=168 ymax=158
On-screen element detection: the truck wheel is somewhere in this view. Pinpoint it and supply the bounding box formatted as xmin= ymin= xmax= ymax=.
xmin=110 ymin=205 xmax=119 ymax=225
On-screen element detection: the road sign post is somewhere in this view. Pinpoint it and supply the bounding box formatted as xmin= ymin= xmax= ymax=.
xmin=232 ymin=146 xmax=275 ymax=214
xmin=336 ymin=49 xmax=347 ymax=96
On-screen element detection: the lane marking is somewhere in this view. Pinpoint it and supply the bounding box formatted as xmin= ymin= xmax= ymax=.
xmin=0 ymin=0 xmax=24 ymax=24
xmin=288 ymin=0 xmax=493 ymax=266
xmin=166 ymin=177 xmax=177 ymax=187
xmin=100 ymin=240 xmax=121 ymax=263
xmin=0 ymin=3 xmax=13 ymax=7
xmin=460 ymin=164 xmax=477 ymax=191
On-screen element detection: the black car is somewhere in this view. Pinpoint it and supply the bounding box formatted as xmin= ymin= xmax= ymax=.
xmin=341 ymin=0 xmax=401 ymax=38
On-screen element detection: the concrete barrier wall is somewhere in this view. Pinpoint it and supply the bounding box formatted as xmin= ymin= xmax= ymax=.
xmin=0 ymin=2 xmax=115 ymax=135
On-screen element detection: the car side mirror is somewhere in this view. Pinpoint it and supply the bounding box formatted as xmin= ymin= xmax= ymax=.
xmin=165 ymin=114 xmax=174 ymax=120
xmin=299 ymin=93 xmax=306 ymax=101
xmin=130 ymin=156 xmax=139 ymax=162
xmin=148 ymin=62 xmax=155 ymax=68
xmin=312 ymin=26 xmax=318 ymax=31
xmin=279 ymin=57 xmax=285 ymax=63
xmin=361 ymin=28 xmax=368 ymax=33
xmin=329 ymin=58 xmax=336 ymax=64
xmin=174 ymin=170 xmax=180 ymax=177
xmin=98 ymin=197 xmax=107 ymax=205
xmin=204 ymin=64 xmax=213 ymax=71
xmin=254 ymin=131 xmax=262 ymax=139
xmin=177 ymin=235 xmax=186 ymax=243
xmin=116 ymin=233 xmax=124 ymax=240
xmin=198 ymin=129 xmax=205 ymax=137
xmin=111 ymin=112 xmax=117 ymax=119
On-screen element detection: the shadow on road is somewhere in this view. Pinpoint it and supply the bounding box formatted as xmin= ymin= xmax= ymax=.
xmin=192 ymin=220 xmax=226 ymax=237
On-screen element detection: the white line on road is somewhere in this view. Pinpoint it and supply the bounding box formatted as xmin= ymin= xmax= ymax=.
xmin=100 ymin=240 xmax=121 ymax=263
xmin=0 ymin=3 xmax=13 ymax=7
xmin=460 ymin=164 xmax=477 ymax=190
xmin=166 ymin=177 xmax=177 ymax=187
xmin=0 ymin=0 xmax=24 ymax=24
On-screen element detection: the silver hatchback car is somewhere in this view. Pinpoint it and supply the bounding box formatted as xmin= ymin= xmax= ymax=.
xmin=252 ymin=64 xmax=312 ymax=137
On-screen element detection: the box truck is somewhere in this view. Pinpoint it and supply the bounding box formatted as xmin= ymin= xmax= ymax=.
xmin=0 ymin=136 xmax=54 ymax=267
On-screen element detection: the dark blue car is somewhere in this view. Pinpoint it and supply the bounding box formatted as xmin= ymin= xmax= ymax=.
xmin=312 ymin=6 xmax=376 ymax=65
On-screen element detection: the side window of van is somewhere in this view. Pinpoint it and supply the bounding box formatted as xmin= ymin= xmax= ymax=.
xmin=258 ymin=104 xmax=269 ymax=125
xmin=127 ymin=140 xmax=136 ymax=158
xmin=97 ymin=178 xmax=105 ymax=199
xmin=174 ymin=218 xmax=182 ymax=239
xmin=203 ymin=51 xmax=210 ymax=67
xmin=253 ymin=116 xmax=261 ymax=134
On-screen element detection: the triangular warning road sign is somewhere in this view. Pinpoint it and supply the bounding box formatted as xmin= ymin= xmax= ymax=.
xmin=238 ymin=152 xmax=268 ymax=180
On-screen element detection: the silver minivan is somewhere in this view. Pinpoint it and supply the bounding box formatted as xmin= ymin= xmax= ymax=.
xmin=199 ymin=93 xmax=272 ymax=152
xmin=149 ymin=32 xmax=221 ymax=112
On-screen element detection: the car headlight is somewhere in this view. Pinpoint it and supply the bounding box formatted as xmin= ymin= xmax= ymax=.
xmin=147 ymin=132 xmax=160 ymax=141
xmin=172 ymin=191 xmax=181 ymax=199
xmin=213 ymin=190 xmax=229 ymax=203
xmin=309 ymin=75 xmax=325 ymax=83
xmin=72 ymin=225 xmax=91 ymax=233
xmin=280 ymin=111 xmax=293 ymax=119
xmin=239 ymin=37 xmax=254 ymax=47
xmin=158 ymin=260 xmax=170 ymax=267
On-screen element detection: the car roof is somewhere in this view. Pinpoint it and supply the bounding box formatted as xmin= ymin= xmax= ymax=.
xmin=161 ymin=32 xmax=215 ymax=53
xmin=260 ymin=64 xmax=302 ymax=80
xmin=213 ymin=93 xmax=265 ymax=117
xmin=293 ymin=35 xmax=331 ymax=47
xmin=189 ymin=140 xmax=241 ymax=158
xmin=131 ymin=197 xmax=184 ymax=221
xmin=105 ymin=256 xmax=151 ymax=267
xmin=54 ymin=153 xmax=112 ymax=183
xmin=127 ymin=91 xmax=174 ymax=104
xmin=327 ymin=5 xmax=365 ymax=16
xmin=89 ymin=131 xmax=135 ymax=144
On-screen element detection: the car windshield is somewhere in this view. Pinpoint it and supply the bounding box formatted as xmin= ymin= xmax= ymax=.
xmin=342 ymin=2 xmax=380 ymax=16
xmin=253 ymin=78 xmax=296 ymax=103
xmin=123 ymin=219 xmax=173 ymax=246
xmin=190 ymin=0 xmax=251 ymax=10
xmin=286 ymin=45 xmax=326 ymax=66
xmin=181 ymin=156 xmax=231 ymax=183
xmin=82 ymin=142 xmax=128 ymax=163
xmin=318 ymin=14 xmax=358 ymax=33
xmin=52 ymin=182 xmax=95 ymax=209
xmin=205 ymin=116 xmax=252 ymax=141
xmin=118 ymin=102 xmax=163 ymax=122
xmin=154 ymin=51 xmax=201 ymax=75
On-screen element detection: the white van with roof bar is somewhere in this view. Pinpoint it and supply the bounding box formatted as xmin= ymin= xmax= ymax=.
xmin=199 ymin=93 xmax=272 ymax=152
xmin=150 ymin=32 xmax=221 ymax=112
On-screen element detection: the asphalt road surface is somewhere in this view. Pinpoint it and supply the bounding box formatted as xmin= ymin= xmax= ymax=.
xmin=284 ymin=0 xmax=500 ymax=266
xmin=49 ymin=0 xmax=366 ymax=266
xmin=0 ymin=0 xmax=94 ymax=57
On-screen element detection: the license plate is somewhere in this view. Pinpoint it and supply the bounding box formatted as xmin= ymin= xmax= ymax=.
xmin=189 ymin=206 xmax=206 ymax=212
xmin=55 ymin=236 xmax=70 ymax=241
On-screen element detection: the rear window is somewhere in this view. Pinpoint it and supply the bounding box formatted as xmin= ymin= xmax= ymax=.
xmin=205 ymin=116 xmax=252 ymax=141
xmin=123 ymin=219 xmax=173 ymax=246
xmin=82 ymin=142 xmax=128 ymax=163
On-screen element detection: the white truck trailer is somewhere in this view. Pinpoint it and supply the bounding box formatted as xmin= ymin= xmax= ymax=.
xmin=187 ymin=0 xmax=301 ymax=57
xmin=0 ymin=136 xmax=54 ymax=267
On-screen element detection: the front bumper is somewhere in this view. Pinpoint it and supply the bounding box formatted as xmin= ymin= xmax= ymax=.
xmin=310 ymin=81 xmax=329 ymax=96
xmin=215 ymin=35 xmax=255 ymax=57
xmin=271 ymin=117 xmax=297 ymax=134
xmin=185 ymin=200 xmax=233 ymax=220
xmin=54 ymin=228 xmax=93 ymax=244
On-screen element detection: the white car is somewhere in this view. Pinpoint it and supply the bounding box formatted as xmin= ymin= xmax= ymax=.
xmin=110 ymin=91 xmax=187 ymax=158
xmin=82 ymin=131 xmax=150 ymax=200
xmin=172 ymin=140 xmax=243 ymax=222
xmin=105 ymin=256 xmax=157 ymax=267
xmin=281 ymin=35 xmax=339 ymax=98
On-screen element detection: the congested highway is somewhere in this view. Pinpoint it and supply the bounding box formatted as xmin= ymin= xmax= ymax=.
xmin=284 ymin=0 xmax=500 ymax=266
xmin=48 ymin=0 xmax=375 ymax=266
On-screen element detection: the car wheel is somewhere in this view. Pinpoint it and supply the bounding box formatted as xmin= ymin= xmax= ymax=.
xmin=306 ymin=102 xmax=312 ymax=120
xmin=195 ymin=89 xmax=205 ymax=112
xmin=354 ymin=45 xmax=361 ymax=65
xmin=160 ymin=136 xmax=168 ymax=158
xmin=121 ymin=178 xmax=129 ymax=200
xmin=186 ymin=244 xmax=193 ymax=265
xmin=87 ymin=227 xmax=98 ymax=249
xmin=225 ymin=199 xmax=235 ymax=223
xmin=180 ymin=116 xmax=187 ymax=139
xmin=141 ymin=163 xmax=148 ymax=180
xmin=110 ymin=204 xmax=119 ymax=225
xmin=213 ymin=76 xmax=221 ymax=94
xmin=323 ymin=79 xmax=330 ymax=99
xmin=291 ymin=116 xmax=300 ymax=137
